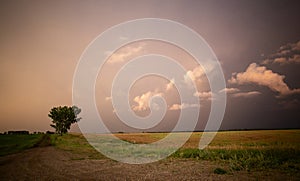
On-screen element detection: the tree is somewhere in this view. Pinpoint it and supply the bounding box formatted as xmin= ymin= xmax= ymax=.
xmin=48 ymin=105 xmax=81 ymax=135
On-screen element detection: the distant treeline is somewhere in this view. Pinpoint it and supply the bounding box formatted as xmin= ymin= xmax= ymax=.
xmin=2 ymin=128 xmax=299 ymax=135
xmin=1 ymin=130 xmax=55 ymax=135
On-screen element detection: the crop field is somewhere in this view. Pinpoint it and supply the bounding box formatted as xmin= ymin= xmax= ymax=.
xmin=52 ymin=130 xmax=300 ymax=171
xmin=0 ymin=129 xmax=299 ymax=180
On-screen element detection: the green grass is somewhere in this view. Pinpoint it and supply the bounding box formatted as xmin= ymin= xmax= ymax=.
xmin=171 ymin=130 xmax=300 ymax=172
xmin=214 ymin=167 xmax=227 ymax=174
xmin=172 ymin=148 xmax=300 ymax=172
xmin=48 ymin=130 xmax=300 ymax=173
xmin=0 ymin=134 xmax=44 ymax=156
xmin=2 ymin=130 xmax=299 ymax=174
xmin=50 ymin=133 xmax=105 ymax=159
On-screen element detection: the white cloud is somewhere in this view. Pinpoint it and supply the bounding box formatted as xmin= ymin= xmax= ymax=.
xmin=169 ymin=103 xmax=199 ymax=110
xmin=187 ymin=66 xmax=205 ymax=81
xmin=229 ymin=63 xmax=300 ymax=97
xmin=184 ymin=65 xmax=205 ymax=86
xmin=194 ymin=89 xmax=258 ymax=100
xmin=193 ymin=91 xmax=212 ymax=100
xmin=220 ymin=87 xmax=261 ymax=98
xmin=273 ymin=55 xmax=300 ymax=64
xmin=169 ymin=104 xmax=181 ymax=110
xmin=106 ymin=44 xmax=144 ymax=64
xmin=232 ymin=91 xmax=261 ymax=98
xmin=273 ymin=57 xmax=287 ymax=64
xmin=166 ymin=78 xmax=175 ymax=91
xmin=132 ymin=91 xmax=163 ymax=111
xmin=219 ymin=88 xmax=240 ymax=94
xmin=263 ymin=55 xmax=300 ymax=65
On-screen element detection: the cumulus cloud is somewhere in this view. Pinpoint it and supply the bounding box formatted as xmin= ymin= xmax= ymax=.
xmin=262 ymin=40 xmax=300 ymax=65
xmin=169 ymin=103 xmax=199 ymax=110
xmin=166 ymin=78 xmax=175 ymax=91
xmin=184 ymin=65 xmax=205 ymax=86
xmin=106 ymin=43 xmax=144 ymax=64
xmin=231 ymin=91 xmax=261 ymax=98
xmin=132 ymin=91 xmax=163 ymax=111
xmin=229 ymin=63 xmax=300 ymax=97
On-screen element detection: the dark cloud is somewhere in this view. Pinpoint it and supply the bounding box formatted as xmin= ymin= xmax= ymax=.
xmin=262 ymin=40 xmax=300 ymax=65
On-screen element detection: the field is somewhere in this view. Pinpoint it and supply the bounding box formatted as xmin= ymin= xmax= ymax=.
xmin=0 ymin=130 xmax=299 ymax=180
xmin=0 ymin=134 xmax=44 ymax=156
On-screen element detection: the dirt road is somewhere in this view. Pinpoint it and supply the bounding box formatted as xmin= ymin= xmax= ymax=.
xmin=0 ymin=145 xmax=297 ymax=180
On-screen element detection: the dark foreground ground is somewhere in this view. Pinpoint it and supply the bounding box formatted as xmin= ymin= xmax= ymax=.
xmin=0 ymin=146 xmax=297 ymax=181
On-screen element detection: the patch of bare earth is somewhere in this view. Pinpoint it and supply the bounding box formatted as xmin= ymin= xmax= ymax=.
xmin=0 ymin=146 xmax=297 ymax=180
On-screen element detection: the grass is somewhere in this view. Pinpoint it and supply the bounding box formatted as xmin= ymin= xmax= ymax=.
xmin=0 ymin=134 xmax=44 ymax=156
xmin=171 ymin=130 xmax=300 ymax=172
xmin=2 ymin=130 xmax=299 ymax=174
xmin=214 ymin=167 xmax=227 ymax=174
xmin=50 ymin=133 xmax=105 ymax=159
xmin=48 ymin=130 xmax=300 ymax=173
xmin=172 ymin=147 xmax=300 ymax=172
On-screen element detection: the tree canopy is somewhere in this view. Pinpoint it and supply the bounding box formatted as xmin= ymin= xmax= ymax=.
xmin=48 ymin=105 xmax=81 ymax=135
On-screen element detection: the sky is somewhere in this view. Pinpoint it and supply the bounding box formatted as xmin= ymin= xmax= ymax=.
xmin=0 ymin=0 xmax=300 ymax=133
